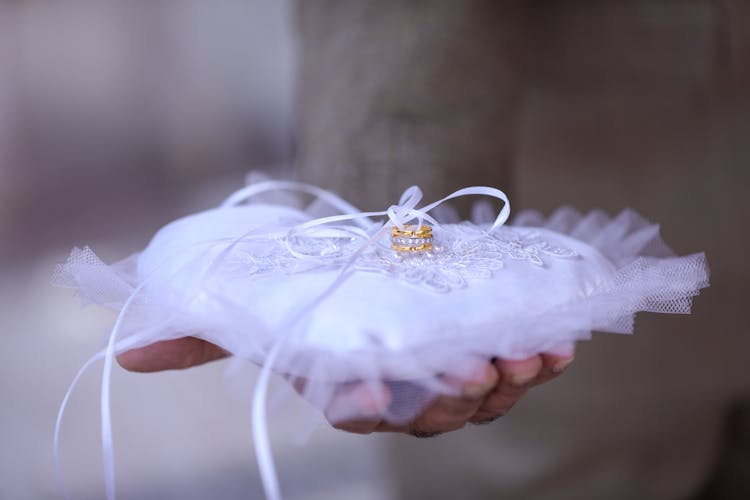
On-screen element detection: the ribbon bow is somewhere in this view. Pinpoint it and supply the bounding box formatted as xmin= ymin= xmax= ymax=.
xmin=222 ymin=180 xmax=511 ymax=235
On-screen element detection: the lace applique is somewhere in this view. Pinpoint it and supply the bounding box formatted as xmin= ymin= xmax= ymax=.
xmin=356 ymin=225 xmax=578 ymax=292
xmin=225 ymin=224 xmax=578 ymax=293
xmin=223 ymin=234 xmax=356 ymax=277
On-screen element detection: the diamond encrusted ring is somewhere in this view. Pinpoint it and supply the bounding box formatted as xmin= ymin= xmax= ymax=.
xmin=390 ymin=225 xmax=433 ymax=253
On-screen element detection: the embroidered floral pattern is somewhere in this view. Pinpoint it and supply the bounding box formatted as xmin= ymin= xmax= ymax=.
xmin=356 ymin=225 xmax=578 ymax=292
xmin=226 ymin=224 xmax=578 ymax=293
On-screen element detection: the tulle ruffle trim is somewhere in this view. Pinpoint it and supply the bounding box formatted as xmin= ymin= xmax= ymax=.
xmin=53 ymin=205 xmax=708 ymax=423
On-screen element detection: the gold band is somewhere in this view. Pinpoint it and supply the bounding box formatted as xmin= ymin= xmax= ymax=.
xmin=391 ymin=242 xmax=433 ymax=252
xmin=390 ymin=225 xmax=433 ymax=253
xmin=391 ymin=225 xmax=432 ymax=238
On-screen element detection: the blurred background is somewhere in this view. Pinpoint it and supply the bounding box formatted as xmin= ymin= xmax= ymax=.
xmin=1 ymin=1 xmax=748 ymax=499
xmin=1 ymin=1 xmax=394 ymax=499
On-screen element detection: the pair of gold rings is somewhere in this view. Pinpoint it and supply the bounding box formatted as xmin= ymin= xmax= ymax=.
xmin=391 ymin=225 xmax=433 ymax=253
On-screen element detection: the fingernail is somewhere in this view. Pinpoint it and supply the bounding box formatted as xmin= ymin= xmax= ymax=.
xmin=552 ymin=358 xmax=574 ymax=374
xmin=508 ymin=372 xmax=536 ymax=387
xmin=462 ymin=383 xmax=490 ymax=400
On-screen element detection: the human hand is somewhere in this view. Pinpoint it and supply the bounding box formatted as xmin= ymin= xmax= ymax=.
xmin=117 ymin=338 xmax=573 ymax=437
xmin=314 ymin=353 xmax=574 ymax=437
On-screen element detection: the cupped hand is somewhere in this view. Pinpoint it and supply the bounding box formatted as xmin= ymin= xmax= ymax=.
xmin=117 ymin=337 xmax=573 ymax=437
xmin=315 ymin=353 xmax=573 ymax=436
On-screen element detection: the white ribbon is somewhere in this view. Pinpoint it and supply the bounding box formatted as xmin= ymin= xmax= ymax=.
xmin=223 ymin=180 xmax=510 ymax=235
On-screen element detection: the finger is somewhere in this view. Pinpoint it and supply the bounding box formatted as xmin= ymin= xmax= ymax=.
xmin=116 ymin=337 xmax=228 ymax=372
xmin=533 ymin=351 xmax=575 ymax=386
xmin=325 ymin=382 xmax=391 ymax=434
xmin=399 ymin=362 xmax=499 ymax=436
xmin=497 ymin=356 xmax=544 ymax=387
xmin=470 ymin=356 xmax=542 ymax=422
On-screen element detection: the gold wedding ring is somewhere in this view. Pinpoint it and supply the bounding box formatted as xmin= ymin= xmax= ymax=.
xmin=391 ymin=225 xmax=433 ymax=252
